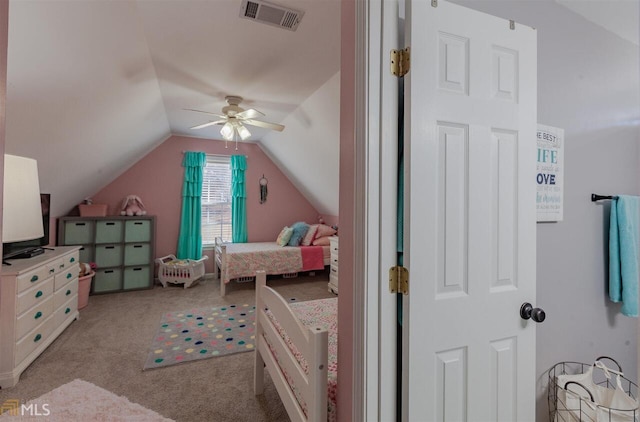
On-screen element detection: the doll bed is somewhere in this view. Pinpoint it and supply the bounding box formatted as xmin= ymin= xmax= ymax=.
xmin=155 ymin=255 xmax=208 ymax=289
xmin=214 ymin=237 xmax=330 ymax=296
xmin=254 ymin=271 xmax=337 ymax=422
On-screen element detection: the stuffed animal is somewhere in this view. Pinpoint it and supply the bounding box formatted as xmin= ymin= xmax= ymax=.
xmin=79 ymin=262 xmax=92 ymax=277
xmin=120 ymin=195 xmax=147 ymax=216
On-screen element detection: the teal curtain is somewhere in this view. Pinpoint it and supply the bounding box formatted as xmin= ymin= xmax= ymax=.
xmin=231 ymin=155 xmax=248 ymax=243
xmin=176 ymin=151 xmax=206 ymax=259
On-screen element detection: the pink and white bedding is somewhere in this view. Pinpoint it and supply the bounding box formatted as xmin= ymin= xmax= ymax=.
xmin=266 ymin=298 xmax=338 ymax=421
xmin=219 ymin=242 xmax=328 ymax=283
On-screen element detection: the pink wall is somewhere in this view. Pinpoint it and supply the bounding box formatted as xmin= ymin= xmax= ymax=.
xmin=338 ymin=0 xmax=355 ymax=419
xmin=89 ymin=135 xmax=320 ymax=272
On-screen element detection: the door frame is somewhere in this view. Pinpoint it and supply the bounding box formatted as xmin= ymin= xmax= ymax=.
xmin=349 ymin=0 xmax=399 ymax=419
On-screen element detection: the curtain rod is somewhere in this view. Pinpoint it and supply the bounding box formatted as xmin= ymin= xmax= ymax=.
xmin=181 ymin=151 xmax=247 ymax=158
xmin=591 ymin=193 xmax=618 ymax=202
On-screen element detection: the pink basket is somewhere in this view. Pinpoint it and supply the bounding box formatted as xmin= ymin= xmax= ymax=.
xmin=77 ymin=271 xmax=95 ymax=309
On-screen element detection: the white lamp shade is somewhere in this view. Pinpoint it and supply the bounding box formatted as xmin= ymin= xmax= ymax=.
xmin=237 ymin=124 xmax=251 ymax=140
xmin=220 ymin=122 xmax=234 ymax=141
xmin=2 ymin=155 xmax=44 ymax=242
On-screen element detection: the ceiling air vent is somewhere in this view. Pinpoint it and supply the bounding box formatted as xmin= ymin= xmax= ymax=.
xmin=240 ymin=0 xmax=305 ymax=31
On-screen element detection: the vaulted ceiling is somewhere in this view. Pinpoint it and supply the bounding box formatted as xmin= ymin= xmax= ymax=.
xmin=5 ymin=0 xmax=340 ymax=217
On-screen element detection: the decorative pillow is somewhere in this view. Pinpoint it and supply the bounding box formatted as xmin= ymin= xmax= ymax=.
xmin=276 ymin=226 xmax=294 ymax=247
xmin=301 ymin=224 xmax=319 ymax=246
xmin=315 ymin=224 xmax=337 ymax=238
xmin=312 ymin=235 xmax=332 ymax=246
xmin=288 ymin=221 xmax=310 ymax=246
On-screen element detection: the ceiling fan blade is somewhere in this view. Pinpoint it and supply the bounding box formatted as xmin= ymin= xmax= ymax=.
xmin=243 ymin=119 xmax=285 ymax=132
xmin=184 ymin=108 xmax=227 ymax=119
xmin=190 ymin=120 xmax=226 ymax=130
xmin=236 ymin=108 xmax=264 ymax=120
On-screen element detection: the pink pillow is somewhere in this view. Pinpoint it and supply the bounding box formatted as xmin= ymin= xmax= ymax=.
xmin=301 ymin=224 xmax=319 ymax=246
xmin=312 ymin=236 xmax=332 ymax=246
xmin=315 ymin=224 xmax=337 ymax=238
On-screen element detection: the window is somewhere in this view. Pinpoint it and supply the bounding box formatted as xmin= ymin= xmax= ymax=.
xmin=201 ymin=155 xmax=232 ymax=245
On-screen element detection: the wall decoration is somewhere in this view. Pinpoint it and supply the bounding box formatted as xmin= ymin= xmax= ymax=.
xmin=259 ymin=175 xmax=268 ymax=204
xmin=536 ymin=124 xmax=564 ymax=222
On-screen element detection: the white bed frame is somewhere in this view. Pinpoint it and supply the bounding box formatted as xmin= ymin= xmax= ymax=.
xmin=253 ymin=270 xmax=328 ymax=422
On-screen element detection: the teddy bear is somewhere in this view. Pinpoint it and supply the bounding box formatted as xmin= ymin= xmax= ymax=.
xmin=120 ymin=195 xmax=147 ymax=216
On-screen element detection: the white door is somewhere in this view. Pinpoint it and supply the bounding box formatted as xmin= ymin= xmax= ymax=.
xmin=402 ymin=1 xmax=538 ymax=420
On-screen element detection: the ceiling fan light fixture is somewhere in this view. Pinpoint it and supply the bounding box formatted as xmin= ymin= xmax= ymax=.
xmin=237 ymin=124 xmax=251 ymax=140
xmin=220 ymin=122 xmax=234 ymax=140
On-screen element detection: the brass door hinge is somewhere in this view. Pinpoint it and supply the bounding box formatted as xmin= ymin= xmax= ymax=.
xmin=391 ymin=47 xmax=410 ymax=77
xmin=389 ymin=266 xmax=409 ymax=295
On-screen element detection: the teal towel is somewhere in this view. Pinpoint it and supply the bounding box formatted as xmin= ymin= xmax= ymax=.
xmin=609 ymin=195 xmax=639 ymax=317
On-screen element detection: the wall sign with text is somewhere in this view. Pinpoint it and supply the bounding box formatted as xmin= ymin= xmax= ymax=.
xmin=536 ymin=124 xmax=564 ymax=222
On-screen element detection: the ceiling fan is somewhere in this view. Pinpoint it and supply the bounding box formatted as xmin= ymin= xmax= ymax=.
xmin=186 ymin=96 xmax=285 ymax=142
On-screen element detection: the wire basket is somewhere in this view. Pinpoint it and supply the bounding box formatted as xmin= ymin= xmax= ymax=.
xmin=548 ymin=357 xmax=639 ymax=422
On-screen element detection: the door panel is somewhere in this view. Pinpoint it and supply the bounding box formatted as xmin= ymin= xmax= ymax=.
xmin=403 ymin=1 xmax=537 ymax=420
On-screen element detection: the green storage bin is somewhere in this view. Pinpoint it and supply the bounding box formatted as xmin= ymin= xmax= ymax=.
xmin=125 ymin=220 xmax=151 ymax=242
xmin=95 ymin=220 xmax=123 ymax=244
xmin=95 ymin=245 xmax=123 ymax=268
xmin=93 ymin=268 xmax=123 ymax=293
xmin=64 ymin=221 xmax=94 ymax=245
xmin=124 ymin=244 xmax=150 ymax=266
xmin=123 ymin=266 xmax=150 ymax=290
xmin=78 ymin=245 xmax=94 ymax=263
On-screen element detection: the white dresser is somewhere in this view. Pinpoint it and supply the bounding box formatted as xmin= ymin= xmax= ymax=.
xmin=328 ymin=236 xmax=339 ymax=294
xmin=0 ymin=246 xmax=80 ymax=388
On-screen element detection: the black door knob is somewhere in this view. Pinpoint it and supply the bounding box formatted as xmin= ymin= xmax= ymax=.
xmin=520 ymin=302 xmax=546 ymax=323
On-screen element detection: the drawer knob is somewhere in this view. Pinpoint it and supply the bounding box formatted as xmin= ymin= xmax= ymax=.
xmin=34 ymin=334 xmax=42 ymax=342
xmin=67 ymin=273 xmax=72 ymax=279
xmin=70 ymin=257 xmax=76 ymax=263
xmin=35 ymin=291 xmax=43 ymax=298
xmin=49 ymin=269 xmax=55 ymax=274
xmin=34 ymin=311 xmax=43 ymax=320
xmin=65 ymin=308 xmax=71 ymax=314
xmin=31 ymin=275 xmax=39 ymax=282
xmin=66 ymin=289 xmax=71 ymax=296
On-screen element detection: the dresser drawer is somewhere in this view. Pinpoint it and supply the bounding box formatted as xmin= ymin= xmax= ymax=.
xmin=16 ymin=296 xmax=54 ymax=341
xmin=59 ymin=251 xmax=79 ymax=268
xmin=54 ymin=295 xmax=78 ymax=328
xmin=16 ymin=266 xmax=55 ymax=294
xmin=15 ymin=316 xmax=55 ymax=366
xmin=54 ymin=280 xmax=78 ymax=308
xmin=54 ymin=264 xmax=79 ymax=291
xmin=17 ymin=277 xmax=54 ymax=315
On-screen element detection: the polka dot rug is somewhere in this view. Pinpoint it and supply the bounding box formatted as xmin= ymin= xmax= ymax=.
xmin=143 ymin=304 xmax=256 ymax=370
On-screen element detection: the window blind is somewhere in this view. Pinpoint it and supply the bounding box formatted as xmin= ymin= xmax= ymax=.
xmin=201 ymin=155 xmax=232 ymax=244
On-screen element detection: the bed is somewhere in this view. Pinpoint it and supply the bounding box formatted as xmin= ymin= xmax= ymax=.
xmin=254 ymin=271 xmax=337 ymax=422
xmin=213 ymin=237 xmax=330 ymax=296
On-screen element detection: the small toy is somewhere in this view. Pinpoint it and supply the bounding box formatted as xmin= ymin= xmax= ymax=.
xmin=120 ymin=195 xmax=147 ymax=216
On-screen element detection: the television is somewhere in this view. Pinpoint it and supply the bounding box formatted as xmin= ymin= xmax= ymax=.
xmin=2 ymin=193 xmax=50 ymax=262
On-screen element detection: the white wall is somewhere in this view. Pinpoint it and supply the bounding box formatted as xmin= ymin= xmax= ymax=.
xmin=451 ymin=1 xmax=640 ymax=420
xmin=259 ymin=71 xmax=340 ymax=216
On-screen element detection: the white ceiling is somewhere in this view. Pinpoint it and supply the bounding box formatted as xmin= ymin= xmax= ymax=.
xmin=5 ymin=0 xmax=340 ymax=217
xmin=556 ymin=0 xmax=639 ymax=45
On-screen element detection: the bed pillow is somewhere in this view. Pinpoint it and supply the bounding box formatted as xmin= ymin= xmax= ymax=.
xmin=312 ymin=235 xmax=332 ymax=246
xmin=276 ymin=226 xmax=294 ymax=247
xmin=287 ymin=221 xmax=310 ymax=246
xmin=315 ymin=224 xmax=337 ymax=238
xmin=301 ymin=224 xmax=319 ymax=246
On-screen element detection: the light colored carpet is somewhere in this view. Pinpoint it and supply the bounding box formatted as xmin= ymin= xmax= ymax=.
xmin=0 ymin=272 xmax=334 ymax=422
xmin=0 ymin=379 xmax=173 ymax=421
